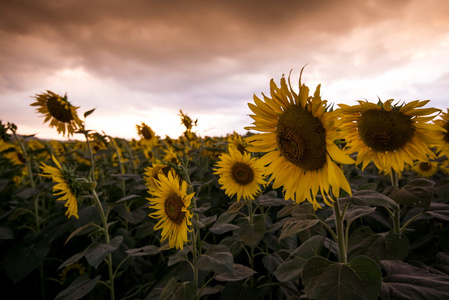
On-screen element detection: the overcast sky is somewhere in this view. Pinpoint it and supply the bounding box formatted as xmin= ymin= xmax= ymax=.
xmin=1 ymin=0 xmax=448 ymax=141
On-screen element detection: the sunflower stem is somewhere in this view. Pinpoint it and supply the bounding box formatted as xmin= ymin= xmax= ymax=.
xmin=390 ymin=168 xmax=401 ymax=234
xmin=92 ymin=188 xmax=115 ymax=300
xmin=333 ymin=199 xmax=347 ymax=264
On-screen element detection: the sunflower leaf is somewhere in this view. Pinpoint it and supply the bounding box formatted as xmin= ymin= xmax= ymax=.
xmin=193 ymin=245 xmax=234 ymax=274
xmin=347 ymin=226 xmax=409 ymax=263
xmin=302 ymin=255 xmax=382 ymax=300
xmin=55 ymin=273 xmax=101 ymax=300
xmin=83 ymin=108 xmax=96 ymax=118
xmin=215 ymin=264 xmax=256 ymax=282
xmin=85 ymin=236 xmax=123 ymax=268
xmin=279 ymin=217 xmax=319 ymax=240
xmin=380 ymin=260 xmax=449 ymax=300
xmin=274 ymin=235 xmax=325 ymax=282
xmin=339 ymin=190 xmax=398 ymax=210
xmin=159 ymin=277 xmax=197 ymax=300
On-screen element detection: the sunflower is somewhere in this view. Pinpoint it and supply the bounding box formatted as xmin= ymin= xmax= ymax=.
xmin=214 ymin=147 xmax=266 ymax=201
xmin=143 ymin=160 xmax=172 ymax=190
xmin=31 ymin=91 xmax=83 ymax=137
xmin=147 ymin=170 xmax=194 ymax=250
xmin=40 ymin=155 xmax=82 ymax=219
xmin=411 ymin=160 xmax=439 ymax=178
xmin=245 ymin=70 xmax=354 ymax=210
xmin=228 ymin=131 xmax=248 ymax=154
xmin=136 ymin=122 xmax=158 ymax=147
xmin=339 ymin=99 xmax=444 ymax=174
xmin=433 ymin=108 xmax=449 ymax=158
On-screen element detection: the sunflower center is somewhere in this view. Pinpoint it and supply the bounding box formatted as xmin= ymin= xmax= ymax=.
xmin=358 ymin=110 xmax=415 ymax=152
xmin=231 ymin=162 xmax=254 ymax=185
xmin=164 ymin=194 xmax=185 ymax=225
xmin=142 ymin=126 xmax=153 ymax=140
xmin=276 ymin=105 xmax=327 ymax=171
xmin=46 ymin=97 xmax=74 ymax=123
xmin=419 ymin=162 xmax=432 ymax=171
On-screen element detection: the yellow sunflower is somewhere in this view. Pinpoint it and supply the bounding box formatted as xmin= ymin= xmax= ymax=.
xmin=31 ymin=91 xmax=83 ymax=137
xmin=411 ymin=160 xmax=439 ymax=178
xmin=136 ymin=122 xmax=158 ymax=147
xmin=143 ymin=160 xmax=172 ymax=190
xmin=147 ymin=170 xmax=194 ymax=250
xmin=214 ymin=147 xmax=266 ymax=201
xmin=245 ymin=70 xmax=354 ymax=210
xmin=339 ymin=99 xmax=444 ymax=174
xmin=228 ymin=131 xmax=248 ymax=154
xmin=440 ymin=160 xmax=449 ymax=176
xmin=40 ymin=155 xmax=82 ymax=219
xmin=433 ymin=108 xmax=449 ymax=158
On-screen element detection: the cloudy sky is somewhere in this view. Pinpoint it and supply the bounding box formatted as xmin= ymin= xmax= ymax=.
xmin=1 ymin=0 xmax=448 ymax=141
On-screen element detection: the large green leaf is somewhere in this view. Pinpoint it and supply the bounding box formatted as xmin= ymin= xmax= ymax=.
xmin=159 ymin=277 xmax=197 ymax=300
xmin=279 ymin=217 xmax=319 ymax=240
xmin=4 ymin=240 xmax=50 ymax=283
xmin=85 ymin=236 xmax=123 ymax=268
xmin=381 ymin=260 xmax=449 ymax=300
xmin=194 ymin=245 xmax=234 ymax=274
xmin=302 ymin=256 xmax=382 ymax=300
xmin=339 ymin=190 xmax=398 ymax=210
xmin=348 ymin=227 xmax=409 ymax=262
xmin=274 ymin=235 xmax=325 ymax=282
xmin=54 ymin=273 xmax=101 ymax=300
xmin=238 ymin=216 xmax=266 ymax=248
xmin=426 ymin=202 xmax=449 ymax=221
xmin=387 ymin=178 xmax=434 ymax=209
xmin=215 ymin=264 xmax=256 ymax=281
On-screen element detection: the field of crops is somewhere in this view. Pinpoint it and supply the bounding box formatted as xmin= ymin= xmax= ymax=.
xmin=1 ymin=73 xmax=449 ymax=299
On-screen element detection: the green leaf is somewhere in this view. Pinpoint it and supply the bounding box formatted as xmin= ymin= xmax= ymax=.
xmin=326 ymin=206 xmax=376 ymax=225
xmin=85 ymin=236 xmax=123 ymax=268
xmin=339 ymin=190 xmax=398 ymax=210
xmin=168 ymin=248 xmax=190 ymax=266
xmin=215 ymin=264 xmax=256 ymax=281
xmin=381 ymin=260 xmax=449 ymax=300
xmin=435 ymin=178 xmax=449 ymax=202
xmin=83 ymin=108 xmax=96 ymax=118
xmin=426 ymin=202 xmax=449 ymax=221
xmin=387 ymin=178 xmax=434 ymax=209
xmin=194 ymin=245 xmax=234 ymax=274
xmin=209 ymin=222 xmax=240 ymax=234
xmin=59 ymin=251 xmax=87 ymax=270
xmin=64 ymin=222 xmax=96 ymax=245
xmin=302 ymin=256 xmax=382 ymax=300
xmin=274 ymin=235 xmax=325 ymax=282
xmin=159 ymin=277 xmax=197 ymax=300
xmin=4 ymin=240 xmax=50 ymax=283
xmin=126 ymin=245 xmax=159 ymax=256
xmin=279 ymin=217 xmax=319 ymax=240
xmin=55 ymin=273 xmax=101 ymax=300
xmin=239 ymin=216 xmax=266 ymax=248
xmin=115 ymin=194 xmax=141 ymax=203
xmin=348 ymin=227 xmax=409 ymax=262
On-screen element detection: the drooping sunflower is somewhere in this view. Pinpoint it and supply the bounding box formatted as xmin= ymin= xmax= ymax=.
xmin=411 ymin=160 xmax=439 ymax=178
xmin=433 ymin=108 xmax=449 ymax=158
xmin=40 ymin=155 xmax=83 ymax=219
xmin=147 ymin=170 xmax=194 ymax=250
xmin=31 ymin=91 xmax=83 ymax=137
xmin=214 ymin=147 xmax=266 ymax=202
xmin=245 ymin=70 xmax=354 ymax=210
xmin=339 ymin=99 xmax=444 ymax=174
xmin=136 ymin=122 xmax=158 ymax=147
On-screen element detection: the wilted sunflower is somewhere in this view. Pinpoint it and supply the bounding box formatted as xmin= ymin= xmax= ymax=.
xmin=433 ymin=108 xmax=449 ymax=158
xmin=40 ymin=155 xmax=83 ymax=219
xmin=245 ymin=70 xmax=354 ymax=209
xmin=411 ymin=160 xmax=439 ymax=178
xmin=339 ymin=99 xmax=444 ymax=174
xmin=214 ymin=147 xmax=266 ymax=201
xmin=31 ymin=91 xmax=83 ymax=137
xmin=147 ymin=170 xmax=194 ymax=250
xmin=136 ymin=122 xmax=158 ymax=146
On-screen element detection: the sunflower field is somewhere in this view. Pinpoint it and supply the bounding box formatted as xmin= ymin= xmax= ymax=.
xmin=1 ymin=70 xmax=449 ymax=300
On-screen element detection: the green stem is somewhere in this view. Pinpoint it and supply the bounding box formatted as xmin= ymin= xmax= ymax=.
xmin=92 ymin=188 xmax=115 ymax=300
xmin=390 ymin=169 xmax=401 ymax=234
xmin=400 ymin=211 xmax=425 ymax=234
xmin=333 ymin=199 xmax=347 ymax=264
